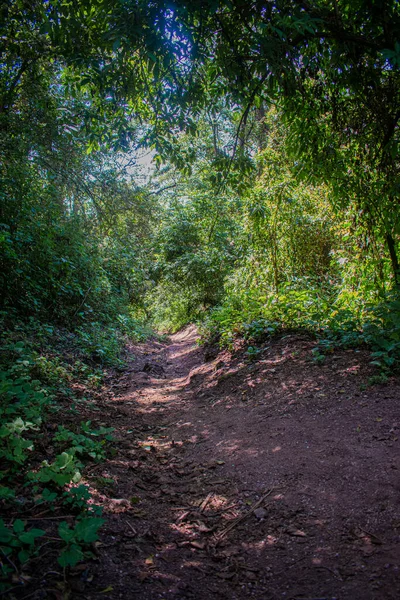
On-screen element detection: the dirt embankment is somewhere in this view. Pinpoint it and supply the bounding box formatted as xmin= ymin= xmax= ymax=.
xmin=72 ymin=326 xmax=399 ymax=599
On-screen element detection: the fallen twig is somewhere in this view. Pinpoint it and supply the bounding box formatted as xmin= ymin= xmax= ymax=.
xmin=358 ymin=527 xmax=383 ymax=545
xmin=0 ymin=547 xmax=18 ymax=574
xmin=199 ymin=493 xmax=213 ymax=513
xmin=214 ymin=488 xmax=274 ymax=542
xmin=313 ymin=564 xmax=343 ymax=580
xmin=126 ymin=520 xmax=138 ymax=536
xmin=212 ymin=503 xmax=239 ymax=516
xmin=176 ymin=511 xmax=190 ymax=523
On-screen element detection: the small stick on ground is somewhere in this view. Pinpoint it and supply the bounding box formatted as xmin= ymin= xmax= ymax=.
xmin=0 ymin=548 xmax=18 ymax=574
xmin=213 ymin=503 xmax=238 ymax=516
xmin=358 ymin=527 xmax=383 ymax=544
xmin=313 ymin=564 xmax=343 ymax=580
xmin=126 ymin=521 xmax=138 ymax=535
xmin=214 ymin=488 xmax=275 ymax=542
xmin=176 ymin=511 xmax=190 ymax=523
xmin=199 ymin=493 xmax=213 ymax=513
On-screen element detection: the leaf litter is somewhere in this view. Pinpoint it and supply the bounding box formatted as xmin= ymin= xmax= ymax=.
xmin=66 ymin=326 xmax=400 ymax=600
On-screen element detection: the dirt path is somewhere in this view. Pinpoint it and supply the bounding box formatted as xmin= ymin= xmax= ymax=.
xmin=82 ymin=326 xmax=399 ymax=600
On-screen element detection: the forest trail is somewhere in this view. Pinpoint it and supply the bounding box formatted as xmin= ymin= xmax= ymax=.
xmin=83 ymin=327 xmax=400 ymax=600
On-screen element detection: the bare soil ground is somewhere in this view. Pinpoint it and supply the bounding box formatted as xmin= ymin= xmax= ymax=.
xmin=73 ymin=327 xmax=399 ymax=599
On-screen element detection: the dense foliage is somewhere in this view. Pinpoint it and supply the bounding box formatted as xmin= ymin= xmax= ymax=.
xmin=1 ymin=0 xmax=400 ymax=592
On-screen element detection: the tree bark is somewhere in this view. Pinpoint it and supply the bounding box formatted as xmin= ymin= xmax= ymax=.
xmin=386 ymin=232 xmax=400 ymax=287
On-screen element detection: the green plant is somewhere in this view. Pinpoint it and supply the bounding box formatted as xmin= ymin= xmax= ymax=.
xmin=31 ymin=452 xmax=82 ymax=487
xmin=367 ymin=373 xmax=389 ymax=386
xmin=0 ymin=418 xmax=38 ymax=467
xmin=0 ymin=487 xmax=15 ymax=501
xmin=0 ymin=519 xmax=45 ymax=586
xmin=0 ymin=359 xmax=50 ymax=424
xmin=76 ymin=323 xmax=124 ymax=366
xmin=54 ymin=422 xmax=114 ymax=462
xmin=62 ymin=485 xmax=102 ymax=516
xmin=0 ymin=353 xmax=50 ymax=472
xmin=243 ymin=319 xmax=277 ymax=342
xmin=72 ymin=361 xmax=104 ymax=389
xmin=58 ymin=517 xmax=105 ymax=568
xmin=33 ymin=355 xmax=72 ymax=386
xmin=34 ymin=487 xmax=58 ymax=506
xmin=245 ymin=346 xmax=262 ymax=361
xmin=311 ymin=347 xmax=326 ymax=364
xmin=362 ymin=295 xmax=400 ymax=373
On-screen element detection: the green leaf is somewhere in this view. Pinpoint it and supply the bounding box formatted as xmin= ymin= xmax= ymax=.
xmin=58 ymin=543 xmax=84 ymax=568
xmin=58 ymin=452 xmax=73 ymax=469
xmin=58 ymin=521 xmax=75 ymax=543
xmin=13 ymin=519 xmax=25 ymax=534
xmin=19 ymin=529 xmax=45 ymax=545
xmin=0 ymin=486 xmax=15 ymax=500
xmin=0 ymin=520 xmax=12 ymax=543
xmin=74 ymin=517 xmax=105 ymax=543
xmin=18 ymin=549 xmax=31 ymax=564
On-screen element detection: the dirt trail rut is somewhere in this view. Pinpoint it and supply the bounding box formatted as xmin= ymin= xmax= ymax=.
xmin=84 ymin=326 xmax=400 ymax=600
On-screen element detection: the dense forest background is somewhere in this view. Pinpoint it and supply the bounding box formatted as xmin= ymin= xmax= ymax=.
xmin=1 ymin=0 xmax=400 ymax=589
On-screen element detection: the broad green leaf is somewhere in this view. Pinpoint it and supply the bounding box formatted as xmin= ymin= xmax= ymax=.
xmin=74 ymin=517 xmax=105 ymax=543
xmin=58 ymin=521 xmax=75 ymax=543
xmin=58 ymin=543 xmax=84 ymax=568
xmin=19 ymin=529 xmax=45 ymax=545
xmin=13 ymin=519 xmax=25 ymax=534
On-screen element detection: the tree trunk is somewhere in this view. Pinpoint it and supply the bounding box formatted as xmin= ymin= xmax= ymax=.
xmin=386 ymin=232 xmax=400 ymax=287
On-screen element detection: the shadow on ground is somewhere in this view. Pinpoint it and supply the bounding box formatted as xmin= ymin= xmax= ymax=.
xmin=69 ymin=326 xmax=399 ymax=600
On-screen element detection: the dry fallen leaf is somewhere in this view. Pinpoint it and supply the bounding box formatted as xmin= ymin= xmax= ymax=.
xmin=110 ymin=498 xmax=130 ymax=507
xmin=190 ymin=540 xmax=205 ymax=549
xmin=196 ymin=521 xmax=213 ymax=533
xmin=176 ymin=511 xmax=190 ymax=523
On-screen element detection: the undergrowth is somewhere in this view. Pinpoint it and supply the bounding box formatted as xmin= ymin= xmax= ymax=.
xmin=199 ymin=283 xmax=400 ymax=376
xmin=0 ymin=312 xmax=152 ymax=593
